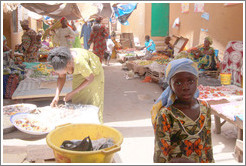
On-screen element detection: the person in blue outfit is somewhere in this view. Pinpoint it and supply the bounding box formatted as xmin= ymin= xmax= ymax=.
xmin=80 ymin=20 xmax=92 ymax=50
xmin=143 ymin=35 xmax=156 ymax=53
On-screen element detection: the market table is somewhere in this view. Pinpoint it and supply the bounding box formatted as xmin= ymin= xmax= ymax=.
xmin=12 ymin=77 xmax=72 ymax=102
xmin=11 ymin=62 xmax=73 ymax=102
xmin=198 ymin=84 xmax=244 ymax=140
xmin=210 ymin=101 xmax=243 ymax=140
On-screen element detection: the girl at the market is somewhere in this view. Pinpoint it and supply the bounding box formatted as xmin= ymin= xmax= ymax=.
xmin=151 ymin=58 xmax=214 ymax=163
xmin=48 ymin=46 xmax=104 ymax=123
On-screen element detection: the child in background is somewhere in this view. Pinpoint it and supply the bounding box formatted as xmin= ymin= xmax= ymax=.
xmin=151 ymin=58 xmax=214 ymax=163
xmin=103 ymin=36 xmax=115 ymax=66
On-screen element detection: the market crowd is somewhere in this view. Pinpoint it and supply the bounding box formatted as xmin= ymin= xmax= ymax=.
xmin=3 ymin=14 xmax=226 ymax=164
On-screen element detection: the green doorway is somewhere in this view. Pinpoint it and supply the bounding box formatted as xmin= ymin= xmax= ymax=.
xmin=151 ymin=3 xmax=169 ymax=36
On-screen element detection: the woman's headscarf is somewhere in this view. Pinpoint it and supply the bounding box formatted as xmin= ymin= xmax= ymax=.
xmin=20 ymin=19 xmax=29 ymax=26
xmin=151 ymin=58 xmax=199 ymax=124
xmin=205 ymin=36 xmax=213 ymax=45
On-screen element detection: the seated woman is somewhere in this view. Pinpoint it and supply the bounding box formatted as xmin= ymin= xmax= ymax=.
xmin=16 ymin=19 xmax=39 ymax=62
xmin=191 ymin=37 xmax=217 ymax=70
xmin=138 ymin=35 xmax=156 ymax=60
xmin=144 ymin=35 xmax=156 ymax=54
xmin=159 ymin=36 xmax=174 ymax=58
xmin=3 ymin=35 xmax=14 ymax=66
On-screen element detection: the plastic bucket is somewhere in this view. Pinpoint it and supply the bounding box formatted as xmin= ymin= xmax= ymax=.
xmin=46 ymin=123 xmax=123 ymax=163
xmin=220 ymin=73 xmax=232 ymax=85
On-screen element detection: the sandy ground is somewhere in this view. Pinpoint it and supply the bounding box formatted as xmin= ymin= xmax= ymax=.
xmin=2 ymin=60 xmax=241 ymax=164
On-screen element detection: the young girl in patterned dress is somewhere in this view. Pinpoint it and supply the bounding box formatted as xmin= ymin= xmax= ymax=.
xmin=151 ymin=58 xmax=214 ymax=163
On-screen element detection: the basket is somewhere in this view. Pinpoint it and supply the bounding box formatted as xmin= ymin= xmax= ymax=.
xmin=220 ymin=73 xmax=232 ymax=85
xmin=46 ymin=123 xmax=123 ymax=163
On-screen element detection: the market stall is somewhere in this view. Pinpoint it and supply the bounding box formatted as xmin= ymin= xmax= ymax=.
xmin=11 ymin=63 xmax=72 ymax=102
xmin=197 ymin=84 xmax=243 ymax=141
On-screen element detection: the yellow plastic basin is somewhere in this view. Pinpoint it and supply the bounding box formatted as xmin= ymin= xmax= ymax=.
xmin=220 ymin=73 xmax=232 ymax=85
xmin=46 ymin=123 xmax=123 ymax=163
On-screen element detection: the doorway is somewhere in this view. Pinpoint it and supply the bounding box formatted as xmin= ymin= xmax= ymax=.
xmin=151 ymin=3 xmax=169 ymax=37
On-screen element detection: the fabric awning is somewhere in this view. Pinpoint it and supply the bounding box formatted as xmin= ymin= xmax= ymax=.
xmin=21 ymin=3 xmax=83 ymax=20
xmin=21 ymin=3 xmax=113 ymax=21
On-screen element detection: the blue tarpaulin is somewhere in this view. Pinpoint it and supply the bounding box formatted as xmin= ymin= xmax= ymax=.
xmin=234 ymin=114 xmax=244 ymax=121
xmin=112 ymin=3 xmax=137 ymax=25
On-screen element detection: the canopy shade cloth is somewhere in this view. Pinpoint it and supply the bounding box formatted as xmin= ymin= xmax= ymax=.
xmin=21 ymin=3 xmax=82 ymax=20
xmin=21 ymin=3 xmax=112 ymax=21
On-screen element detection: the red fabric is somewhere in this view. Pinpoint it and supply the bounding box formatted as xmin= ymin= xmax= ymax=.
xmin=221 ymin=41 xmax=243 ymax=87
xmin=5 ymin=74 xmax=19 ymax=99
xmin=88 ymin=24 xmax=109 ymax=63
xmin=60 ymin=17 xmax=65 ymax=23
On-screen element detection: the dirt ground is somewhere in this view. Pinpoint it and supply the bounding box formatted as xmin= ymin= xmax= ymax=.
xmin=2 ymin=60 xmax=240 ymax=164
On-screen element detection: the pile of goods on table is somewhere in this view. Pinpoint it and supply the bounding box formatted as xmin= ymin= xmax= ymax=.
xmin=3 ymin=104 xmax=38 ymax=134
xmin=198 ymin=84 xmax=243 ymax=100
xmin=5 ymin=103 xmax=100 ymax=135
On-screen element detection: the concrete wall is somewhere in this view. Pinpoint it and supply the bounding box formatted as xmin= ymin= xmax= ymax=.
xmin=169 ymin=3 xmax=243 ymax=60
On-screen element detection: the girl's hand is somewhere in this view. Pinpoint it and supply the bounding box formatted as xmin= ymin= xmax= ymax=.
xmin=50 ymin=96 xmax=59 ymax=107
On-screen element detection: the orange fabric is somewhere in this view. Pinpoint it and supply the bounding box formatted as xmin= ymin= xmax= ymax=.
xmin=151 ymin=55 xmax=169 ymax=61
xmin=142 ymin=76 xmax=152 ymax=83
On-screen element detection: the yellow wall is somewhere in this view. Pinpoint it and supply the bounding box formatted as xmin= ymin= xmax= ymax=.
xmin=5 ymin=8 xmax=40 ymax=51
xmin=145 ymin=3 xmax=152 ymax=39
xmin=3 ymin=12 xmax=11 ymax=48
xmin=169 ymin=3 xmax=243 ymax=60
xmin=10 ymin=12 xmax=23 ymax=51
xmin=121 ymin=3 xmax=146 ymax=45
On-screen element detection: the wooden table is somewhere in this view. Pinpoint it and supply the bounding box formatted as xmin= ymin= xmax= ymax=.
xmin=209 ymin=100 xmax=243 ymax=140
xmin=12 ymin=77 xmax=72 ymax=103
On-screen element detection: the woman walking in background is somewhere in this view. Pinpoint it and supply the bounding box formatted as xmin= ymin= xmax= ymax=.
xmin=88 ymin=16 xmax=109 ymax=63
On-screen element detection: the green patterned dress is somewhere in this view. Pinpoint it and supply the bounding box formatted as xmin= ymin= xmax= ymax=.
xmin=153 ymin=100 xmax=214 ymax=163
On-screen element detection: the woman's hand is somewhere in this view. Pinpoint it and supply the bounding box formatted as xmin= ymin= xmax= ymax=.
xmin=63 ymin=92 xmax=74 ymax=102
xmin=50 ymin=96 xmax=59 ymax=107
